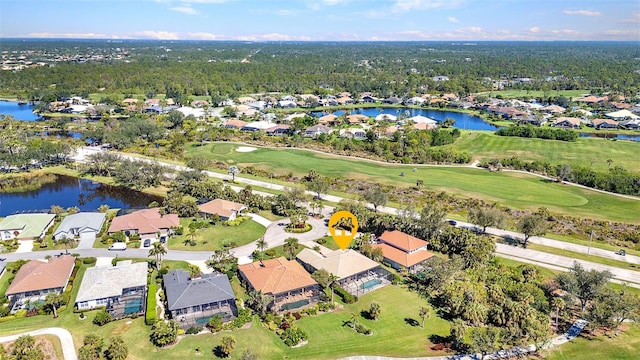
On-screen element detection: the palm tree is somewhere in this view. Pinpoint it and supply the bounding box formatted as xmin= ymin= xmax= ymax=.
xmin=256 ymin=237 xmax=268 ymax=263
xmin=606 ymin=158 xmax=613 ymax=171
xmin=246 ymin=290 xmax=272 ymax=317
xmin=328 ymin=273 xmax=339 ymax=304
xmin=368 ymin=302 xmax=381 ymax=320
xmin=284 ymin=237 xmax=299 ymax=260
xmin=45 ymin=292 xmax=63 ymax=318
xmin=551 ymin=297 xmax=565 ymax=330
xmin=349 ymin=311 xmax=359 ymax=330
xmin=228 ymin=165 xmax=240 ymax=182
xmin=419 ymin=306 xmax=430 ymax=328
xmin=148 ymin=242 xmax=167 ymax=270
xmin=220 ymin=336 xmax=236 ymax=358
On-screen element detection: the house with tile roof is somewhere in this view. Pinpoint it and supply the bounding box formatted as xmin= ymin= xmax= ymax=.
xmin=53 ymin=212 xmax=106 ymax=242
xmin=304 ymin=124 xmax=332 ymax=138
xmin=551 ymin=117 xmax=582 ymax=129
xmin=198 ymin=199 xmax=247 ymax=221
xmin=372 ymin=230 xmax=434 ymax=274
xmin=592 ymin=119 xmax=619 ymax=130
xmin=163 ymin=269 xmax=237 ymax=329
xmin=6 ymin=255 xmax=75 ymax=312
xmin=238 ymin=257 xmax=321 ymax=313
xmin=0 ymin=213 xmax=56 ymax=241
xmin=297 ymin=249 xmax=391 ymax=296
xmin=108 ymin=208 xmax=179 ymax=241
xmin=75 ymin=260 xmax=147 ymax=319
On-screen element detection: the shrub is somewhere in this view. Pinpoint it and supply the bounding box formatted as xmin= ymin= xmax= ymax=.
xmin=93 ymin=309 xmax=113 ymax=326
xmin=145 ymin=281 xmax=158 ymax=325
xmin=318 ymin=302 xmax=334 ymax=312
xmin=280 ymin=326 xmax=308 ymax=347
xmin=355 ymin=324 xmax=372 ymax=335
xmin=265 ymin=249 xmax=277 ymax=257
xmin=207 ymin=315 xmax=223 ymax=332
xmin=333 ymin=285 xmax=358 ymax=304
xmin=82 ymin=257 xmax=97 ymax=264
xmin=185 ymin=326 xmax=202 ymax=335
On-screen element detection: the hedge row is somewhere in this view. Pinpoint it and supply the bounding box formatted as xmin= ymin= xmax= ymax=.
xmin=146 ymin=280 xmax=158 ymax=325
xmin=333 ymin=285 xmax=358 ymax=304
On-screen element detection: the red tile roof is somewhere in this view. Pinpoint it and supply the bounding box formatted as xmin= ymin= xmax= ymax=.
xmin=371 ymin=243 xmax=434 ymax=267
xmin=198 ymin=199 xmax=245 ymax=218
xmin=108 ymin=208 xmax=179 ymax=235
xmin=238 ymin=257 xmax=317 ymax=295
xmin=6 ymin=255 xmax=75 ymax=296
xmin=378 ymin=230 xmax=428 ymax=252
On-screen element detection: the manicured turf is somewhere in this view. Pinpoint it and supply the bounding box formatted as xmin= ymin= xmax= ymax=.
xmin=546 ymin=323 xmax=640 ymax=360
xmin=167 ymin=218 xmax=266 ymax=251
xmin=450 ymin=132 xmax=640 ymax=173
xmin=187 ymin=143 xmax=640 ymax=223
xmin=527 ymin=243 xmax=639 ymax=271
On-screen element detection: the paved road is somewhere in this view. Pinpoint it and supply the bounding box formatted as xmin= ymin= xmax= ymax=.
xmin=0 ymin=327 xmax=77 ymax=360
xmin=66 ymin=147 xmax=640 ymax=287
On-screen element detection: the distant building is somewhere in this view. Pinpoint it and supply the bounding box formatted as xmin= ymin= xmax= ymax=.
xmin=0 ymin=213 xmax=56 ymax=241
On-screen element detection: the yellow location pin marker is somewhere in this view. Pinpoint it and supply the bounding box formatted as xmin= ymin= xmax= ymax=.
xmin=328 ymin=210 xmax=359 ymax=250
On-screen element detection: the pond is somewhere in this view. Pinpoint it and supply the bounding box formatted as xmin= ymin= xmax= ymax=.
xmin=579 ymin=132 xmax=640 ymax=142
xmin=0 ymin=101 xmax=42 ymax=121
xmin=311 ymin=107 xmax=499 ymax=131
xmin=0 ymin=174 xmax=163 ymax=216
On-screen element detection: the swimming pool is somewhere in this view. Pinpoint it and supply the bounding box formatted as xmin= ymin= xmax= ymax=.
xmin=124 ymin=298 xmax=143 ymax=314
xmin=360 ymin=279 xmax=382 ymax=290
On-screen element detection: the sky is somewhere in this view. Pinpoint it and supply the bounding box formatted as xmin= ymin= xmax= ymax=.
xmin=0 ymin=0 xmax=639 ymax=41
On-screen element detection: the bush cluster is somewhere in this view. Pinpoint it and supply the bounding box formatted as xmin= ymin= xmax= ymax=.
xmin=333 ymin=285 xmax=358 ymax=304
xmin=496 ymin=125 xmax=579 ymax=141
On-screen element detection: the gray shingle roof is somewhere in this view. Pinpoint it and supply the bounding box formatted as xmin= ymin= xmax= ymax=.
xmin=53 ymin=212 xmax=106 ymax=238
xmin=163 ymin=269 xmax=235 ymax=311
xmin=75 ymin=261 xmax=148 ymax=303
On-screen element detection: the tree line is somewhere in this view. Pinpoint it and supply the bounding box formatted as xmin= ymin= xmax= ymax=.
xmin=496 ymin=125 xmax=579 ymax=141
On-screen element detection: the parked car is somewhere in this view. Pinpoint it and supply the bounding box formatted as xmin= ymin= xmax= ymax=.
xmin=108 ymin=242 xmax=127 ymax=251
xmin=615 ymin=249 xmax=626 ymax=256
xmin=447 ymin=220 xmax=457 ymax=226
xmin=143 ymin=239 xmax=151 ymax=247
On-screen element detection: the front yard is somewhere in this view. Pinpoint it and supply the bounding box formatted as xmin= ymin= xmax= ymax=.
xmin=167 ymin=217 xmax=266 ymax=251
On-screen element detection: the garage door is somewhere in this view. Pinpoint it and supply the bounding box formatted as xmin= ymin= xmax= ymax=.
xmin=79 ymin=232 xmax=96 ymax=242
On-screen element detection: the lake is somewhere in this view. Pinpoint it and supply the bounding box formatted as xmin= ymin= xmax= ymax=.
xmin=0 ymin=101 xmax=41 ymax=121
xmin=579 ymin=132 xmax=640 ymax=142
xmin=311 ymin=107 xmax=499 ymax=131
xmin=0 ymin=174 xmax=163 ymax=216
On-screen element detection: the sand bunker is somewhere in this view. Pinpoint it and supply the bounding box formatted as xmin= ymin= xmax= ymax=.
xmin=236 ymin=146 xmax=257 ymax=153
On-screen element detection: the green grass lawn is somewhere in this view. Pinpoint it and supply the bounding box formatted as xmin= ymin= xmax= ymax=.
xmin=167 ymin=218 xmax=266 ymax=251
xmin=527 ymin=243 xmax=640 ymax=271
xmin=289 ymin=285 xmax=450 ymax=359
xmin=546 ymin=323 xmax=640 ymax=360
xmin=450 ymin=132 xmax=640 ymax=173
xmin=187 ymin=143 xmax=640 ymax=223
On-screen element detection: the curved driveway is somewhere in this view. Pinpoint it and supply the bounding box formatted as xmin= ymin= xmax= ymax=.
xmin=0 ymin=327 xmax=76 ymax=360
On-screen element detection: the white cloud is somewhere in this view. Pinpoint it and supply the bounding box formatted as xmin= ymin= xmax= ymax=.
xmin=187 ymin=32 xmax=220 ymax=40
xmin=448 ymin=16 xmax=459 ymax=23
xmin=322 ymin=0 xmax=349 ymax=5
xmin=528 ymin=27 xmax=540 ymax=33
xmin=392 ymin=0 xmax=464 ymax=13
xmin=563 ymin=10 xmax=601 ymax=16
xmin=620 ymin=11 xmax=640 ymax=23
xmin=134 ymin=31 xmax=180 ymax=40
xmin=169 ymin=6 xmax=199 ymax=15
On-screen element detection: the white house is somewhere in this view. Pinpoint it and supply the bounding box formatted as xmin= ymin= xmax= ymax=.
xmin=53 ymin=212 xmax=106 ymax=242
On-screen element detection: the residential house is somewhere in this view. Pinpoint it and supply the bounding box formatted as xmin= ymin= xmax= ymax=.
xmin=75 ymin=261 xmax=147 ymax=319
xmin=375 ymin=114 xmax=397 ymax=122
xmin=238 ymin=257 xmax=321 ymax=313
xmin=382 ymin=97 xmax=402 ymax=105
xmin=122 ymin=98 xmax=138 ymax=106
xmin=442 ymin=93 xmax=459 ymax=102
xmin=278 ymin=100 xmax=297 ymax=108
xmin=53 ymin=212 xmax=106 ymax=242
xmin=551 ymin=117 xmax=582 ymax=129
xmin=605 ymin=110 xmax=639 ymax=121
xmin=620 ymin=119 xmax=640 ymax=129
xmin=360 ymin=95 xmax=377 ymax=103
xmin=576 ymin=95 xmax=608 ymax=104
xmin=241 ymin=121 xmax=275 ymax=132
xmin=339 ymin=128 xmax=367 ymax=140
xmin=0 ymin=213 xmax=56 ymax=241
xmin=413 ymin=122 xmax=437 ymax=131
xmin=592 ymin=119 xmax=619 ymax=130
xmin=541 ymin=105 xmax=566 ymax=114
xmin=6 ymin=255 xmax=75 ymax=312
xmin=405 ymin=97 xmax=426 ymax=106
xmin=297 ymin=249 xmax=391 ymax=296
xmin=191 ymin=100 xmax=209 ymax=108
xmin=108 ymin=208 xmax=179 ymax=241
xmin=337 ymin=96 xmax=355 ymax=105
xmin=163 ymin=269 xmax=237 ymax=329
xmin=345 ymin=114 xmax=368 ymax=125
xmin=432 ymin=76 xmax=450 ymax=81
xmin=283 ymin=113 xmax=307 ymax=123
xmin=372 ymin=230 xmax=434 ymax=274
xmin=517 ymin=115 xmax=547 ymax=127
xmin=237 ymin=96 xmax=256 ymax=104
xmin=176 ymin=106 xmax=205 ymax=120
xmin=224 ymin=119 xmax=248 ymax=129
xmin=198 ymin=199 xmax=247 ymax=221
xmin=266 ymin=124 xmax=291 ymax=136
xmin=318 ymin=114 xmax=340 ymax=126
xmin=304 ymin=124 xmax=332 ymax=138
xmin=409 ymin=115 xmax=438 ymax=127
